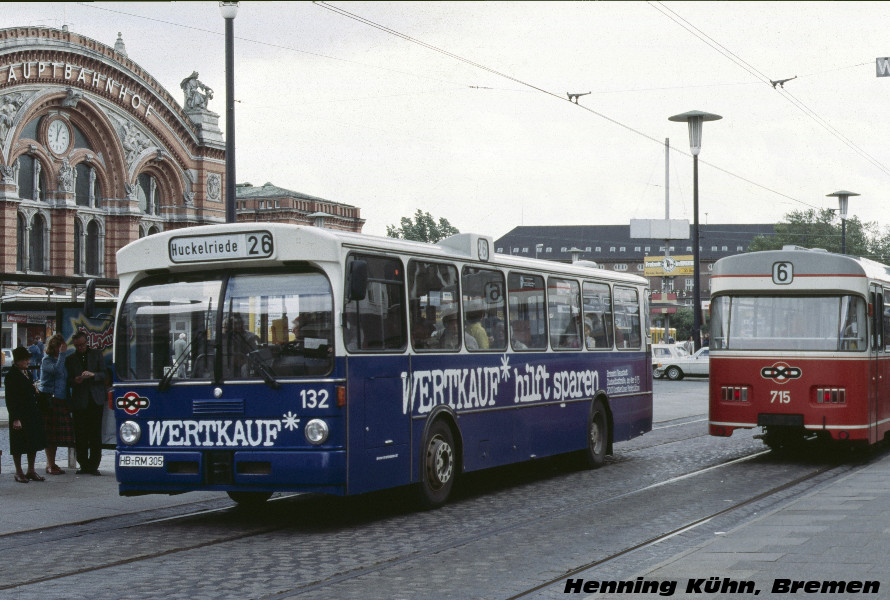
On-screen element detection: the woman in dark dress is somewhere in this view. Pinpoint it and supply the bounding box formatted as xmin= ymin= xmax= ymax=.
xmin=4 ymin=346 xmax=47 ymax=483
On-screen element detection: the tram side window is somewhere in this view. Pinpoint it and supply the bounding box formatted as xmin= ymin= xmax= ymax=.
xmin=507 ymin=272 xmax=547 ymax=351
xmin=462 ymin=267 xmax=507 ymax=351
xmin=344 ymin=254 xmax=406 ymax=352
xmin=613 ymin=286 xmax=642 ymax=349
xmin=582 ymin=281 xmax=614 ymax=350
xmin=548 ymin=277 xmax=582 ymax=350
xmin=408 ymin=261 xmax=461 ymax=351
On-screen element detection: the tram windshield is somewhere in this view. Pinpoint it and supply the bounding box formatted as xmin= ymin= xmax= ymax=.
xmin=710 ymin=295 xmax=867 ymax=352
xmin=116 ymin=270 xmax=334 ymax=381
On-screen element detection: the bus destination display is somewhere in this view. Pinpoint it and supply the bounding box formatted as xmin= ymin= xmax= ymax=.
xmin=169 ymin=231 xmax=274 ymax=263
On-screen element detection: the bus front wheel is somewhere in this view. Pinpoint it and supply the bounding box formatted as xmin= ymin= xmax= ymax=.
xmin=227 ymin=491 xmax=273 ymax=506
xmin=418 ymin=420 xmax=457 ymax=509
xmin=581 ymin=400 xmax=609 ymax=468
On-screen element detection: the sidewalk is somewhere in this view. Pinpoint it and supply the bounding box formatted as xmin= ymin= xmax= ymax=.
xmin=590 ymin=451 xmax=890 ymax=598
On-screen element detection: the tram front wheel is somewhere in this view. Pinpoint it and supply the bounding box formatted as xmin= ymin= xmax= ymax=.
xmin=417 ymin=420 xmax=457 ymax=509
xmin=227 ymin=491 xmax=273 ymax=506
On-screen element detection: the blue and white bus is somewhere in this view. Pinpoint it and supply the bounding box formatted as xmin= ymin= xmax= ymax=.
xmin=109 ymin=224 xmax=653 ymax=507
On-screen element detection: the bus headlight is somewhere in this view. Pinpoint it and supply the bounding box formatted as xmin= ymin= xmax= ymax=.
xmin=120 ymin=421 xmax=141 ymax=445
xmin=305 ymin=419 xmax=329 ymax=445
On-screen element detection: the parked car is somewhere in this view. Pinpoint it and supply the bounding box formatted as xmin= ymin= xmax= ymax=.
xmin=651 ymin=343 xmax=687 ymax=373
xmin=654 ymin=346 xmax=710 ymax=380
xmin=1 ymin=348 xmax=12 ymax=377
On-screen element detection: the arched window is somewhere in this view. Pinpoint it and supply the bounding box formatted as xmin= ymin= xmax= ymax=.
xmin=147 ymin=225 xmax=160 ymax=236
xmin=16 ymin=213 xmax=26 ymax=271
xmin=30 ymin=214 xmax=46 ymax=272
xmin=16 ymin=155 xmax=46 ymax=201
xmin=75 ymin=163 xmax=90 ymax=206
xmin=137 ymin=173 xmax=160 ymax=215
xmin=74 ymin=219 xmax=83 ymax=275
xmin=86 ymin=220 xmax=101 ymax=275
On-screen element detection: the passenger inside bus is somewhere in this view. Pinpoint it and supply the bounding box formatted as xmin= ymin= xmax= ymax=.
xmin=221 ymin=313 xmax=258 ymax=377
xmin=464 ymin=301 xmax=489 ymax=349
xmin=411 ymin=319 xmax=435 ymax=349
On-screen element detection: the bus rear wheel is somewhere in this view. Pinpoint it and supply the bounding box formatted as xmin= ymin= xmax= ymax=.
xmin=581 ymin=400 xmax=609 ymax=468
xmin=227 ymin=491 xmax=273 ymax=506
xmin=418 ymin=420 xmax=457 ymax=509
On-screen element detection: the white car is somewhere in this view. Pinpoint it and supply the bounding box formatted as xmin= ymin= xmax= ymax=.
xmin=651 ymin=343 xmax=686 ymax=372
xmin=654 ymin=346 xmax=710 ymax=380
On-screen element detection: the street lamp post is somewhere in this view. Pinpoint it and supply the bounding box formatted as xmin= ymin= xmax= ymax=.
xmin=220 ymin=2 xmax=239 ymax=224
xmin=826 ymin=190 xmax=859 ymax=255
xmin=669 ymin=110 xmax=722 ymax=351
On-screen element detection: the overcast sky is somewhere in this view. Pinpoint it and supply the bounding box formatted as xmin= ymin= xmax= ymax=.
xmin=9 ymin=2 xmax=890 ymax=240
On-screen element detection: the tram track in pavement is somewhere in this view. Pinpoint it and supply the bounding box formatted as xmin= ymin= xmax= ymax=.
xmin=2 ymin=415 xmax=873 ymax=599
xmin=0 ymin=431 xmax=859 ymax=598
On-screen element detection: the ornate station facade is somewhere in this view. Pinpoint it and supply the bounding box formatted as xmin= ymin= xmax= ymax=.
xmin=0 ymin=26 xmax=363 ymax=348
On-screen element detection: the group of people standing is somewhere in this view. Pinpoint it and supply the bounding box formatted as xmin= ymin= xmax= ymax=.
xmin=3 ymin=331 xmax=108 ymax=484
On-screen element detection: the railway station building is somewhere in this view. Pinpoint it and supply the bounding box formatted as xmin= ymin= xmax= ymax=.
xmin=0 ymin=26 xmax=363 ymax=349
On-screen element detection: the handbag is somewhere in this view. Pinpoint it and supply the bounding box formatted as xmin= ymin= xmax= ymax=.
xmin=37 ymin=391 xmax=52 ymax=411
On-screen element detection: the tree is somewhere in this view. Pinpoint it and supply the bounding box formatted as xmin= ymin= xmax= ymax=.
xmin=748 ymin=208 xmax=874 ymax=258
xmin=386 ymin=209 xmax=459 ymax=243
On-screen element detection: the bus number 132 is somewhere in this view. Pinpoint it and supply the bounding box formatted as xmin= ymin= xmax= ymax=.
xmin=301 ymin=389 xmax=330 ymax=409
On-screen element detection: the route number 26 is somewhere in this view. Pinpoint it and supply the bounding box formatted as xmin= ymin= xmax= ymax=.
xmin=770 ymin=390 xmax=791 ymax=404
xmin=772 ymin=262 xmax=793 ymax=285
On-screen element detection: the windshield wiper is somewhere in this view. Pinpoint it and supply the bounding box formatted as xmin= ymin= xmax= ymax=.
xmin=158 ymin=333 xmax=201 ymax=392
xmin=245 ymin=348 xmax=281 ymax=390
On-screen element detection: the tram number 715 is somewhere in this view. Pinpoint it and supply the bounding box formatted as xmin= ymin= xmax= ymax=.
xmin=770 ymin=390 xmax=791 ymax=404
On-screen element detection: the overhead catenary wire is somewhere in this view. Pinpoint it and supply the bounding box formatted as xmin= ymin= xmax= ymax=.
xmin=650 ymin=1 xmax=890 ymax=179
xmin=314 ymin=1 xmax=819 ymax=211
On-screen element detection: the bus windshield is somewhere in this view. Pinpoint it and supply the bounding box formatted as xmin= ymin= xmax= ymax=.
xmin=711 ymin=295 xmax=867 ymax=352
xmin=116 ymin=270 xmax=334 ymax=381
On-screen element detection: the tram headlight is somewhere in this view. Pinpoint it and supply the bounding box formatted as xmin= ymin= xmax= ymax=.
xmin=120 ymin=421 xmax=142 ymax=445
xmin=304 ymin=419 xmax=329 ymax=445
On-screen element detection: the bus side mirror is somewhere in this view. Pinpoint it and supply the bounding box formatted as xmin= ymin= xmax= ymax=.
xmin=347 ymin=260 xmax=369 ymax=301
xmin=84 ymin=278 xmax=96 ymax=318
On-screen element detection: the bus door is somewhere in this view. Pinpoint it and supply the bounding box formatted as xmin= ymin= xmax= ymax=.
xmin=344 ymin=254 xmax=411 ymax=494
xmin=870 ymin=285 xmax=883 ymax=444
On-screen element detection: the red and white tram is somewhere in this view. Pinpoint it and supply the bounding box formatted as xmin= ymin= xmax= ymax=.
xmin=709 ymin=246 xmax=890 ymax=448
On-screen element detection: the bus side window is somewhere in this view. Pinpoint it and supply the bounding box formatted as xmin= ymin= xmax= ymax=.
xmin=613 ymin=286 xmax=642 ymax=350
xmin=461 ymin=267 xmax=507 ymax=352
xmin=507 ymin=272 xmax=547 ymax=351
xmin=408 ymin=260 xmax=460 ymax=351
xmin=548 ymin=277 xmax=582 ymax=350
xmin=583 ymin=282 xmax=613 ymax=350
xmin=344 ymin=254 xmax=406 ymax=352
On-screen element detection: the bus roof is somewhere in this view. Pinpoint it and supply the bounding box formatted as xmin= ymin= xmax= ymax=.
xmin=116 ymin=223 xmax=648 ymax=286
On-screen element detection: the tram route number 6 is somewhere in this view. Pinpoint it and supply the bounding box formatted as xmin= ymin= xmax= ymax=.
xmin=770 ymin=390 xmax=791 ymax=404
xmin=772 ymin=261 xmax=793 ymax=285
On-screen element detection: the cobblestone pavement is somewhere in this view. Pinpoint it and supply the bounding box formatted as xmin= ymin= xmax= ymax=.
xmin=2 ymin=418 xmax=815 ymax=600
xmin=7 ymin=379 xmax=872 ymax=600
